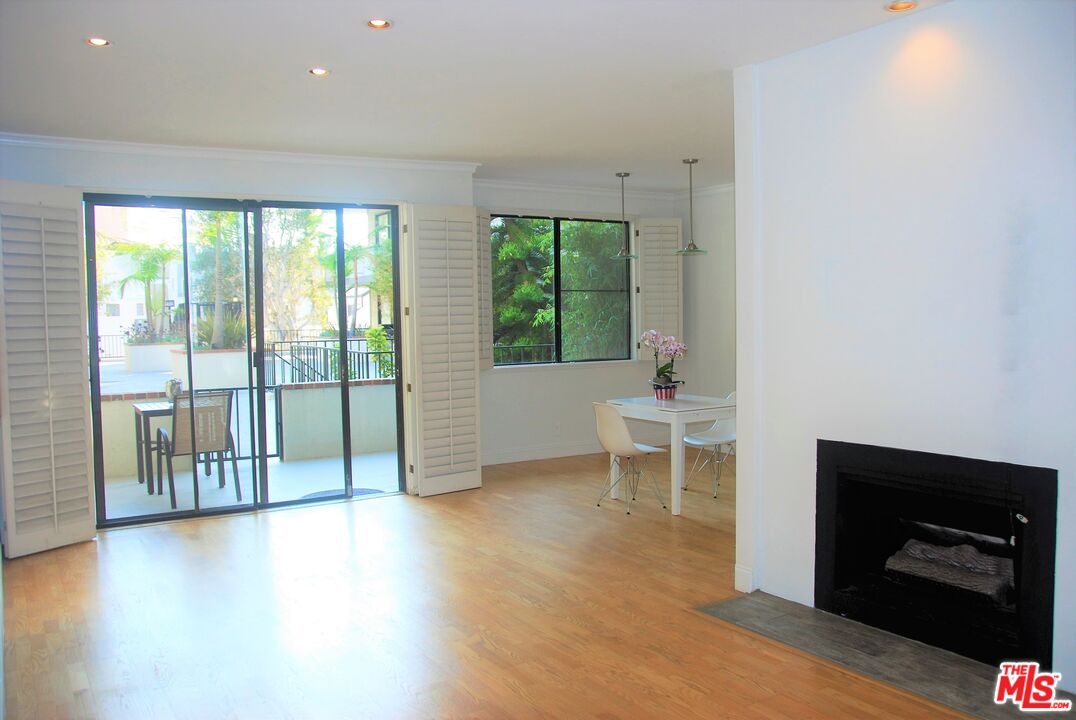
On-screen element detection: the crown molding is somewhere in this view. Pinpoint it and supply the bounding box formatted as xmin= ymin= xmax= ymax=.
xmin=473 ymin=177 xmax=680 ymax=202
xmin=0 ymin=132 xmax=481 ymax=174
xmin=674 ymin=182 xmax=736 ymax=200
xmin=695 ymin=182 xmax=736 ymax=197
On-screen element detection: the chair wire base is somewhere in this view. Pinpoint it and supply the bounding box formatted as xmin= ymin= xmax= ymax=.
xmin=597 ymin=456 xmax=666 ymax=514
xmin=684 ymin=444 xmax=733 ymax=498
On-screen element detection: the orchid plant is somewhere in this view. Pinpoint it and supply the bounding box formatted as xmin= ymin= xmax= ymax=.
xmin=640 ymin=329 xmax=687 ymax=384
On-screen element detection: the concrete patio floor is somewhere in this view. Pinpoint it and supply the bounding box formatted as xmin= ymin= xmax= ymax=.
xmin=103 ymin=451 xmax=401 ymax=520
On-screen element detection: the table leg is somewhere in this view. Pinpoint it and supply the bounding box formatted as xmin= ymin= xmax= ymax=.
xmin=134 ymin=413 xmax=144 ymax=484
xmin=670 ymin=418 xmax=684 ymax=515
xmin=143 ymin=414 xmax=154 ymax=494
xmin=609 ymin=453 xmax=622 ymax=500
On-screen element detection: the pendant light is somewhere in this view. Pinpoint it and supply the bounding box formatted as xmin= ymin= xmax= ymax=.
xmin=676 ymin=158 xmax=707 ymax=255
xmin=610 ymin=172 xmax=638 ymax=260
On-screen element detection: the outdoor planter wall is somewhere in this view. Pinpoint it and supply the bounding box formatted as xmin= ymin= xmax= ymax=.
xmin=124 ymin=342 xmax=184 ymax=372
xmin=170 ymin=348 xmax=249 ymax=389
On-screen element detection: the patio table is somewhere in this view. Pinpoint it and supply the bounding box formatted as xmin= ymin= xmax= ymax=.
xmin=133 ymin=401 xmax=171 ymax=494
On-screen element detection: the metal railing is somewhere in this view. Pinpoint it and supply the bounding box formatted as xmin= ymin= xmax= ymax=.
xmin=96 ymin=331 xmax=363 ymax=360
xmin=493 ymin=343 xmax=556 ymax=365
xmin=263 ymin=330 xmax=337 ymax=343
xmin=266 ymin=339 xmax=395 ymax=385
xmin=98 ymin=334 xmax=126 ymax=359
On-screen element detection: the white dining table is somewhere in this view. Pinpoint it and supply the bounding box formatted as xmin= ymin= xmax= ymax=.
xmin=606 ymin=394 xmax=736 ymax=515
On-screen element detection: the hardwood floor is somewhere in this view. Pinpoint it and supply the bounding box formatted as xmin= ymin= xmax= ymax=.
xmin=3 ymin=453 xmax=970 ymax=719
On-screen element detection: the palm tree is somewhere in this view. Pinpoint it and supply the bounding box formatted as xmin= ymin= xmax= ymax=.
xmin=345 ymin=244 xmax=370 ymax=332
xmin=317 ymin=242 xmax=371 ymax=334
xmin=192 ymin=211 xmax=241 ymax=347
xmin=113 ymin=241 xmax=181 ymax=337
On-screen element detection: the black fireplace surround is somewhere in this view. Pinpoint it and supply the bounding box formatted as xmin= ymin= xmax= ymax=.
xmin=815 ymin=440 xmax=1057 ymax=666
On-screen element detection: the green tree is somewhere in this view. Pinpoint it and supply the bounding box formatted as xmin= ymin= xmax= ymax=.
xmin=261 ymin=208 xmax=333 ymax=339
xmin=189 ymin=211 xmax=244 ymax=348
xmin=316 ymin=212 xmax=396 ymax=335
xmin=489 ymin=217 xmax=629 ymax=363
xmin=320 ymin=242 xmax=373 ymax=334
xmin=112 ymin=240 xmax=182 ymax=337
xmin=558 ymin=220 xmax=629 ymax=361
xmin=490 ymin=217 xmax=554 ymax=351
xmin=368 ymin=235 xmax=394 ymax=324
xmin=345 ymin=244 xmax=370 ymax=332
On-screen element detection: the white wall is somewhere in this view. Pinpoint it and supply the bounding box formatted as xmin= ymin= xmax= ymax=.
xmin=0 ymin=133 xmax=476 ymax=205
xmin=734 ymin=0 xmax=1075 ymax=683
xmin=474 ymin=179 xmax=681 ymax=464
xmin=676 ymin=186 xmax=736 ymax=398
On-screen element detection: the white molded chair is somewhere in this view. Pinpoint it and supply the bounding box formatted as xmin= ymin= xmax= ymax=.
xmin=593 ymin=403 xmax=666 ymax=514
xmin=683 ymin=391 xmax=736 ymax=498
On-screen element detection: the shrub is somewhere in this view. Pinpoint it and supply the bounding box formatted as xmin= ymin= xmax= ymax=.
xmin=194 ymin=310 xmax=247 ymax=349
xmin=365 ymin=325 xmax=395 ymax=378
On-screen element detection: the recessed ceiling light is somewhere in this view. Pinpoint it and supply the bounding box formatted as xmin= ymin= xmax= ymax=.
xmin=308 ymin=67 xmax=331 ymax=77
xmin=885 ymin=1 xmax=918 ymax=11
xmin=85 ymin=37 xmax=111 ymax=47
xmin=367 ymin=18 xmax=391 ymax=30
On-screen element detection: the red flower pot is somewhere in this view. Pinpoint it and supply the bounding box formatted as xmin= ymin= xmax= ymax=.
xmin=652 ymin=384 xmax=678 ymax=400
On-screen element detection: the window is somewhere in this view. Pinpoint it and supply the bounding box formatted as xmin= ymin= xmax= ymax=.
xmin=103 ymin=303 xmax=120 ymax=317
xmin=135 ymin=302 xmax=145 ymax=317
xmin=491 ymin=215 xmax=630 ymax=365
xmin=370 ymin=210 xmax=393 ymax=325
xmin=372 ymin=210 xmax=392 ymax=245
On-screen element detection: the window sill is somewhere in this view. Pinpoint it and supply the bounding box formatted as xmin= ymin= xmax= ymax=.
xmin=487 ymin=359 xmax=644 ymax=373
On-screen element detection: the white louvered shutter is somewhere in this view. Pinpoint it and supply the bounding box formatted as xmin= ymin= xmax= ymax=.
xmin=637 ymin=218 xmax=683 ymax=341
xmin=404 ymin=205 xmax=482 ymax=496
xmin=0 ymin=181 xmax=95 ymax=558
xmin=476 ymin=210 xmax=493 ymax=371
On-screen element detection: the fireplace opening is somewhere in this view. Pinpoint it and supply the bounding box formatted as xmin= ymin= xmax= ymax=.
xmin=815 ymin=441 xmax=1056 ymax=666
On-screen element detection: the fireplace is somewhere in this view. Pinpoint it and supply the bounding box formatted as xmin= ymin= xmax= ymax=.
xmin=815 ymin=440 xmax=1057 ymax=666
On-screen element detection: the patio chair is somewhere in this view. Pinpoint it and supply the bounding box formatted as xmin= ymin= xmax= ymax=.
xmin=156 ymin=391 xmax=241 ymax=509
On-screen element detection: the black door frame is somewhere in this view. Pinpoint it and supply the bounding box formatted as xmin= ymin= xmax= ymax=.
xmin=84 ymin=193 xmax=405 ymax=528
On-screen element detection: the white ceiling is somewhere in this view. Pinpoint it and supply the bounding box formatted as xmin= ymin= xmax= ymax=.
xmin=0 ymin=0 xmax=945 ymax=191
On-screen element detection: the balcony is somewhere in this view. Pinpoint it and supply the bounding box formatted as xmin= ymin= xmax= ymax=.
xmin=98 ymin=335 xmax=400 ymax=519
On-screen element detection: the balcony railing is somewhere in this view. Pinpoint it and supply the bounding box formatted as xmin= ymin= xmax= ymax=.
xmin=98 ymin=334 xmax=126 ymax=359
xmin=104 ymin=335 xmax=558 ymax=371
xmin=493 ymin=343 xmax=555 ymax=365
xmin=266 ymin=339 xmax=394 ymax=385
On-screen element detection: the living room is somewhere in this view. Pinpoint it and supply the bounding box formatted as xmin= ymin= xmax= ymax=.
xmin=0 ymin=1 xmax=1072 ymax=718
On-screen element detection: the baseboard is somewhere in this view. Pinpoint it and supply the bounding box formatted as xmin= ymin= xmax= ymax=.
xmin=482 ymin=440 xmax=605 ymax=466
xmin=482 ymin=429 xmax=669 ymax=467
xmin=734 ymin=564 xmax=755 ymax=593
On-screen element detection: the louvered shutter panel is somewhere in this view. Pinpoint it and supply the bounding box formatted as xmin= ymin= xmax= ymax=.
xmin=637 ymin=218 xmax=683 ymax=341
xmin=405 ymin=205 xmax=482 ymax=496
xmin=0 ymin=182 xmax=95 ymax=558
xmin=476 ymin=210 xmax=493 ymax=371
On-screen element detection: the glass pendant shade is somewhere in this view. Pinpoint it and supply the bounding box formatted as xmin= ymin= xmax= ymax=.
xmin=611 ymin=172 xmax=637 ymax=260
xmin=676 ymin=158 xmax=708 ymax=255
xmin=675 ymin=240 xmax=707 ymax=255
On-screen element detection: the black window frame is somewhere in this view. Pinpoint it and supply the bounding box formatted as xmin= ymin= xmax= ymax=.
xmin=490 ymin=213 xmax=632 ymax=367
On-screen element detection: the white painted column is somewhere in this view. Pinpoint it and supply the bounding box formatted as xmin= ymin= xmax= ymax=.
xmin=733 ymin=63 xmax=762 ymax=594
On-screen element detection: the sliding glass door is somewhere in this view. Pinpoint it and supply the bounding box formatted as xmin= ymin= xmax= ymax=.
xmin=254 ymin=205 xmax=347 ymax=503
xmin=86 ymin=195 xmax=403 ymax=526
